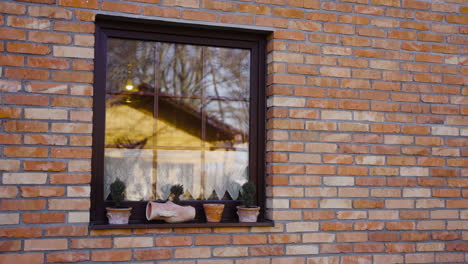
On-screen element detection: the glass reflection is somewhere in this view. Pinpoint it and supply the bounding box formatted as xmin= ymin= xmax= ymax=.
xmin=106 ymin=39 xmax=155 ymax=93
xmin=104 ymin=38 xmax=251 ymax=201
xmin=203 ymin=47 xmax=250 ymax=99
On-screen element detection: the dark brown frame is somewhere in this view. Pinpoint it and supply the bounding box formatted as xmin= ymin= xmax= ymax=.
xmin=91 ymin=15 xmax=269 ymax=227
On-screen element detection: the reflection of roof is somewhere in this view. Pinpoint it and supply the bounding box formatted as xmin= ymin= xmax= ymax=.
xmin=108 ymin=83 xmax=247 ymax=143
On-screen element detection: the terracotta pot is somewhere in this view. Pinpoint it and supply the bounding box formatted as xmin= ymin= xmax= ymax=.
xmin=203 ymin=203 xmax=224 ymax=222
xmin=237 ymin=206 xmax=260 ymax=223
xmin=106 ymin=207 xmax=132 ymax=224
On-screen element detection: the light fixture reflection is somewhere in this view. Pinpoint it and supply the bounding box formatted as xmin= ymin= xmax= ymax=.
xmin=125 ymin=79 xmax=134 ymax=91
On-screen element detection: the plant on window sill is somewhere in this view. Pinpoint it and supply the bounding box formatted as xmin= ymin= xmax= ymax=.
xmin=106 ymin=178 xmax=132 ymax=224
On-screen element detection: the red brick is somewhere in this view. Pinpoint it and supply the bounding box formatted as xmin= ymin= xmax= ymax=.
xmin=435 ymin=253 xmax=465 ymax=263
xmin=0 ymin=227 xmax=42 ymax=238
xmin=0 ymin=186 xmax=19 ymax=198
xmin=47 ymin=252 xmax=89 ymax=263
xmin=50 ymin=173 xmax=90 ymax=184
xmin=7 ymin=16 xmax=51 ymax=30
xmin=54 ymin=21 xmax=94 ymax=33
xmin=355 ymin=244 xmax=385 ymax=253
xmin=22 ymin=212 xmax=65 ymax=224
xmin=256 ymin=17 xmax=288 ymax=28
xmin=7 ymin=43 xmax=50 ymax=55
xmin=1 ymin=199 xmax=46 ymax=211
xmin=272 ymin=8 xmax=303 ymax=18
xmin=71 ymin=238 xmax=111 ymax=249
xmin=24 ymin=161 xmax=67 ymax=171
xmin=28 ymin=57 xmax=68 ymax=69
xmin=447 ymin=200 xmax=468 ymax=208
xmin=320 ymin=244 xmax=352 ymax=253
xmin=322 ymin=222 xmax=352 ymax=231
xmin=58 ymin=0 xmax=98 ymax=9
xmin=249 ymin=246 xmax=284 ymax=256
xmin=21 ymin=187 xmax=65 ymax=197
xmin=48 ymin=199 xmax=89 ymax=210
xmin=446 ymin=242 xmax=468 ymax=251
xmin=4 ymin=121 xmax=48 ymax=132
xmin=319 ymin=2 xmax=350 ymax=12
xmin=0 ymin=28 xmax=26 ymax=40
xmin=370 ymin=232 xmax=399 ymax=241
xmin=304 ymin=211 xmax=335 ymax=220
xmin=72 ymin=60 xmax=93 ymax=71
xmin=52 ymin=71 xmax=93 ymax=83
xmin=45 ymin=226 xmax=87 ymax=237
xmin=5 ymin=68 xmax=49 ymax=80
xmin=155 ymin=236 xmax=192 ymax=246
xmin=195 ymin=235 xmax=230 ymax=246
xmin=91 ymin=250 xmax=132 ymax=262
xmin=16 ymin=0 xmax=56 ymax=4
xmin=182 ymin=10 xmax=217 ymax=22
xmin=0 ymin=134 xmax=22 ymax=144
xmin=0 ymin=54 xmax=24 ymax=67
xmin=142 ymin=6 xmax=179 ymax=18
xmin=273 ymin=30 xmax=305 ymax=41
xmin=387 ymin=243 xmax=415 ymax=253
xmin=0 ymin=240 xmax=21 ymax=252
xmin=133 ymin=249 xmax=172 ymax=260
xmin=102 ymin=1 xmax=140 ymax=13
xmin=0 ymin=2 xmax=26 ymax=14
xmin=432 ymin=232 xmax=460 ymax=241
xmin=401 ymin=211 xmax=429 ymax=219
xmin=202 ymin=0 xmax=235 ymax=11
xmin=354 ymin=200 xmax=384 ymax=209
xmin=0 ymin=253 xmax=43 ymax=264
xmin=387 ymin=222 xmax=415 ymax=230
xmin=51 ymin=148 xmax=91 ymax=159
xmin=354 ymin=222 xmax=385 ymax=231
xmin=220 ymin=14 xmax=253 ymax=25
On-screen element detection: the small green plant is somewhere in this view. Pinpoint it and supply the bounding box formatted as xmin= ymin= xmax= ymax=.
xmin=170 ymin=184 xmax=184 ymax=203
xmin=240 ymin=182 xmax=256 ymax=208
xmin=110 ymin=178 xmax=126 ymax=207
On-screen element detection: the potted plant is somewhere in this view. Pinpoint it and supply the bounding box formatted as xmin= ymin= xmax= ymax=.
xmin=106 ymin=178 xmax=132 ymax=224
xmin=237 ymin=181 xmax=260 ymax=222
xmin=170 ymin=184 xmax=184 ymax=203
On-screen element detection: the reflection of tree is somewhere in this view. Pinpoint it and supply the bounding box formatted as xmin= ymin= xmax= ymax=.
xmin=105 ymin=38 xmax=251 ymax=201
xmin=113 ymin=137 xmax=147 ymax=149
xmin=106 ymin=39 xmax=250 ymax=134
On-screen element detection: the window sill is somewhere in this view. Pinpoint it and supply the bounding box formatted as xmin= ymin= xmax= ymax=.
xmin=89 ymin=219 xmax=274 ymax=229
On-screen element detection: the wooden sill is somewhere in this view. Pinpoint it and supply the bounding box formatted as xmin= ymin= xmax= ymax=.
xmin=90 ymin=219 xmax=274 ymax=229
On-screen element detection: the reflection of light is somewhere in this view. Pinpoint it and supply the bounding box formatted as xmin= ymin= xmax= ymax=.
xmin=125 ymin=79 xmax=134 ymax=91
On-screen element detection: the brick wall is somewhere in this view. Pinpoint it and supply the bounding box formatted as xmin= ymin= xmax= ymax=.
xmin=0 ymin=0 xmax=467 ymax=263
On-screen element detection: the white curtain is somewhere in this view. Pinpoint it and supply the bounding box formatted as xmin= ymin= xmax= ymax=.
xmin=104 ymin=149 xmax=154 ymax=201
xmin=104 ymin=147 xmax=248 ymax=201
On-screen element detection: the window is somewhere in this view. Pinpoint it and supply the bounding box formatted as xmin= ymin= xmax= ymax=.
xmin=91 ymin=15 xmax=268 ymax=226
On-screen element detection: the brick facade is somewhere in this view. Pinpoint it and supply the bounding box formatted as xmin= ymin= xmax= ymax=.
xmin=0 ymin=0 xmax=467 ymax=263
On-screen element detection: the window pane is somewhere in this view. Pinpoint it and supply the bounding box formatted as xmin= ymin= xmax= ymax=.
xmin=106 ymin=38 xmax=155 ymax=93
xmin=204 ymin=100 xmax=249 ymax=142
xmin=156 ymin=149 xmax=202 ymax=200
xmin=204 ymin=149 xmax=248 ymax=200
xmin=156 ymin=97 xmax=203 ymax=148
xmin=104 ymin=94 xmax=155 ymax=201
xmin=157 ymin=43 xmax=203 ymax=97
xmin=104 ymin=38 xmax=251 ymax=202
xmin=104 ymin=148 xmax=154 ymax=201
xmin=203 ymin=47 xmax=250 ymax=99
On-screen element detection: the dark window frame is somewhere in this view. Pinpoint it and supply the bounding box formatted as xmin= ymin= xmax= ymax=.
xmin=91 ymin=15 xmax=269 ymax=227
